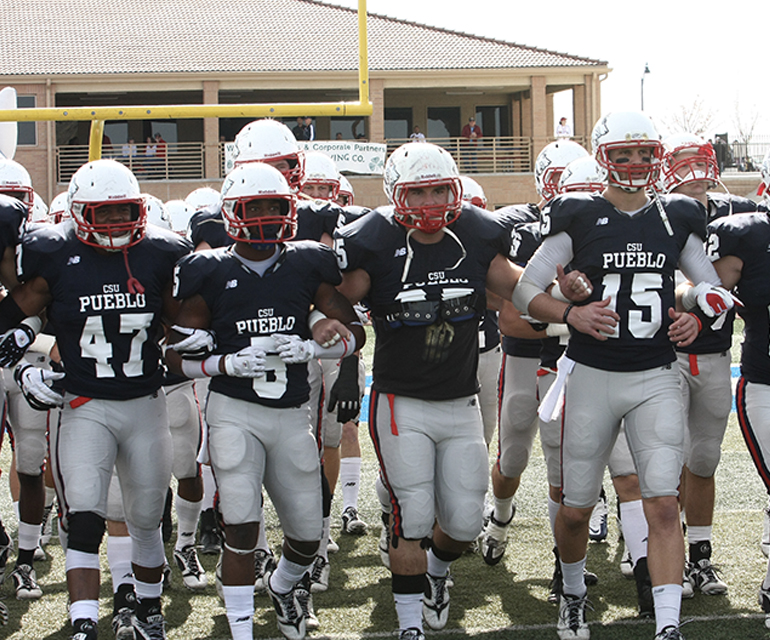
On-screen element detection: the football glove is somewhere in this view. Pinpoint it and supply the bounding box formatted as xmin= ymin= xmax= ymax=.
xmin=170 ymin=325 xmax=216 ymax=360
xmin=0 ymin=324 xmax=36 ymax=367
xmin=14 ymin=363 xmax=65 ymax=411
xmin=272 ymin=334 xmax=316 ymax=364
xmin=683 ymin=282 xmax=734 ymax=318
xmin=223 ymin=345 xmax=267 ymax=378
xmin=327 ymin=355 xmax=361 ymax=423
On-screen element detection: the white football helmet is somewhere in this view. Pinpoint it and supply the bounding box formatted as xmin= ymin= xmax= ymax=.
xmin=302 ymin=151 xmax=340 ymax=201
xmin=48 ymin=192 xmax=70 ymax=223
xmin=67 ymin=159 xmax=147 ymax=250
xmin=759 ymin=151 xmax=770 ymax=200
xmin=29 ymin=191 xmax=48 ymax=223
xmin=383 ymin=142 xmax=462 ymax=233
xmin=534 ymin=140 xmax=589 ymax=201
xmin=184 ymin=187 xmax=220 ymax=212
xmin=591 ymin=111 xmax=663 ymax=192
xmin=220 ymin=163 xmax=297 ymax=244
xmin=144 ymin=194 xmax=172 ymax=230
xmin=661 ymin=133 xmax=719 ymax=193
xmin=558 ymin=156 xmax=607 ymax=194
xmin=165 ymin=199 xmax=195 ymax=235
xmin=337 ymin=175 xmax=354 ymax=206
xmin=0 ymin=158 xmax=34 ymax=215
xmin=460 ymin=175 xmax=487 ymax=209
xmin=232 ymin=119 xmax=306 ymax=191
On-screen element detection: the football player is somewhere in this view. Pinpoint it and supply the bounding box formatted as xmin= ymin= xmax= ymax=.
xmin=707 ymin=154 xmax=770 ymax=628
xmin=334 ymin=142 xmax=524 ymax=640
xmin=166 ymin=162 xmax=364 ymax=640
xmin=0 ymin=158 xmax=191 ymax=640
xmin=663 ymin=133 xmax=757 ymax=597
xmin=513 ymin=111 xmax=732 ymax=640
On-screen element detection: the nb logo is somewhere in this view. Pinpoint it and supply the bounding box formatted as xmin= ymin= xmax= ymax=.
xmin=225 ymin=279 xmax=238 ymax=289
xmin=394 ymin=247 xmax=407 ymax=257
xmin=596 ymin=217 xmax=609 ymax=226
xmin=67 ymin=255 xmax=81 ymax=265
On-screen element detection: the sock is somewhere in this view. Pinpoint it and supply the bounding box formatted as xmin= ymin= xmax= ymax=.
xmin=70 ymin=599 xmax=99 ymax=624
xmin=493 ymin=497 xmax=515 ymax=524
xmin=547 ymin=496 xmax=560 ymax=540
xmin=107 ymin=535 xmax=134 ymax=594
xmin=269 ymin=555 xmax=309 ymax=594
xmin=223 ymin=584 xmax=255 ymax=640
xmin=256 ymin=520 xmax=269 ymax=552
xmin=560 ymin=557 xmax=587 ymax=598
xmin=340 ymin=457 xmax=362 ymax=511
xmin=687 ymin=525 xmax=712 ymax=546
xmin=201 ymin=465 xmax=216 ymax=510
xmin=17 ymin=521 xmax=40 ymax=566
xmin=174 ymin=496 xmax=203 ymax=551
xmin=318 ymin=517 xmax=330 ymax=561
xmin=619 ymin=499 xmax=649 ymax=565
xmin=426 ymin=548 xmax=451 ymax=578
xmin=135 ymin=577 xmax=163 ymax=601
xmin=652 ymin=584 xmax=682 ymax=634
xmin=394 ymin=591 xmax=423 ymax=631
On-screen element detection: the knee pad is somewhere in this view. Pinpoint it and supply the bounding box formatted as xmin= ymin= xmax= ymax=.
xmin=127 ymin=523 xmax=165 ymax=568
xmin=67 ymin=512 xmax=106 ymax=554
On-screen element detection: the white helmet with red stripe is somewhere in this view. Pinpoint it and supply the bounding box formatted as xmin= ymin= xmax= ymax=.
xmin=232 ymin=119 xmax=306 ymax=191
xmin=662 ymin=133 xmax=719 ymax=193
xmin=535 ymin=140 xmax=589 ymax=201
xmin=460 ymin=175 xmax=487 ymax=209
xmin=0 ymin=158 xmax=34 ymax=215
xmin=557 ymin=156 xmax=607 ymax=194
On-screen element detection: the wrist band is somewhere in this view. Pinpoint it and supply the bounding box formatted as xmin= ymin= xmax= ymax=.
xmin=562 ymin=304 xmax=575 ymax=326
xmin=308 ymin=309 xmax=327 ymax=330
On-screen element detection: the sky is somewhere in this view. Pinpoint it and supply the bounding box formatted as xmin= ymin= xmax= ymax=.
xmin=327 ymin=0 xmax=767 ymax=142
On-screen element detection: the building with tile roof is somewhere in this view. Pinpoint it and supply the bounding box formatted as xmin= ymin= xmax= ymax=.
xmin=1 ymin=0 xmax=610 ymax=206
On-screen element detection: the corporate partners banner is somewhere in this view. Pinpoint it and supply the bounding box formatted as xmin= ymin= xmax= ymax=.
xmin=223 ymin=141 xmax=387 ymax=175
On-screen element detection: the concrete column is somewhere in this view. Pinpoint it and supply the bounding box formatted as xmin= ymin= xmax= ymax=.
xmin=369 ymin=77 xmax=385 ymax=143
xmin=203 ymin=81 xmax=220 ymax=178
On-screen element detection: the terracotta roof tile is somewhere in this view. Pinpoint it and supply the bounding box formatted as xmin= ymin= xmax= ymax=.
xmin=0 ymin=0 xmax=606 ymax=76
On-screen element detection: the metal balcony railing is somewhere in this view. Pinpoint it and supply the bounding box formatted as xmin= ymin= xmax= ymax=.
xmin=56 ymin=142 xmax=206 ymax=183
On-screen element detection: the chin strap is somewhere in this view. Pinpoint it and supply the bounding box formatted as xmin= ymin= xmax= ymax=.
xmin=122 ymin=249 xmax=145 ymax=295
xmin=652 ymin=190 xmax=674 ymax=237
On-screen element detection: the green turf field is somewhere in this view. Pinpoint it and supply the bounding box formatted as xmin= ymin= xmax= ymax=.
xmin=2 ymin=324 xmax=770 ymax=639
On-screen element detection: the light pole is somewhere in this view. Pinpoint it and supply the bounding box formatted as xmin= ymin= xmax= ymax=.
xmin=641 ymin=63 xmax=650 ymax=111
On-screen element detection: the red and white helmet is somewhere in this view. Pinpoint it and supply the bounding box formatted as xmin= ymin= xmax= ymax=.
xmin=67 ymin=159 xmax=147 ymax=250
xmin=759 ymin=151 xmax=770 ymax=199
xmin=383 ymin=142 xmax=462 ymax=233
xmin=558 ymin=156 xmax=607 ymax=194
xmin=591 ymin=111 xmax=663 ymax=192
xmin=184 ymin=187 xmax=220 ymax=212
xmin=535 ymin=140 xmax=588 ymax=201
xmin=337 ymin=175 xmax=354 ymax=206
xmin=29 ymin=191 xmax=48 ymax=223
xmin=144 ymin=194 xmax=172 ymax=230
xmin=165 ymin=199 xmax=194 ymax=235
xmin=302 ymin=151 xmax=340 ymax=201
xmin=0 ymin=158 xmax=34 ymax=215
xmin=48 ymin=192 xmax=70 ymax=223
xmin=662 ymin=133 xmax=719 ymax=193
xmin=220 ymin=163 xmax=297 ymax=244
xmin=232 ymin=119 xmax=306 ymax=191
xmin=460 ymin=175 xmax=487 ymax=209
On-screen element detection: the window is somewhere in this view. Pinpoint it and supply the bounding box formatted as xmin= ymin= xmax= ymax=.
xmin=475 ymin=106 xmax=510 ymax=138
xmin=385 ymin=108 xmax=412 ymax=140
xmin=17 ymin=96 xmax=36 ymax=146
xmin=428 ymin=107 xmax=460 ymax=139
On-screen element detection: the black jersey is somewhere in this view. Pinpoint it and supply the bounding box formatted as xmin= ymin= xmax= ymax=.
xmin=678 ymin=193 xmax=757 ymax=356
xmin=543 ymin=192 xmax=706 ymax=372
xmin=708 ymin=212 xmax=770 ymax=384
xmin=173 ymin=242 xmax=341 ymax=407
xmin=188 ymin=207 xmax=230 ymax=249
xmin=335 ymin=205 xmax=510 ymax=400
xmin=0 ymin=194 xmax=27 ymax=257
xmin=18 ymin=221 xmax=191 ymax=399
xmin=295 ymin=200 xmax=340 ymax=242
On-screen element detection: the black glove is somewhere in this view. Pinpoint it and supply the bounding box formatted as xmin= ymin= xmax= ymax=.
xmin=327 ymin=355 xmax=361 ymax=423
xmin=0 ymin=324 xmax=36 ymax=368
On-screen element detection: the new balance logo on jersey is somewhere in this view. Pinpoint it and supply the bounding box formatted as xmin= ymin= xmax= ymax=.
xmin=225 ymin=279 xmax=238 ymax=289
xmin=67 ymin=255 xmax=81 ymax=265
xmin=394 ymin=247 xmax=407 ymax=257
xmin=596 ymin=217 xmax=609 ymax=226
